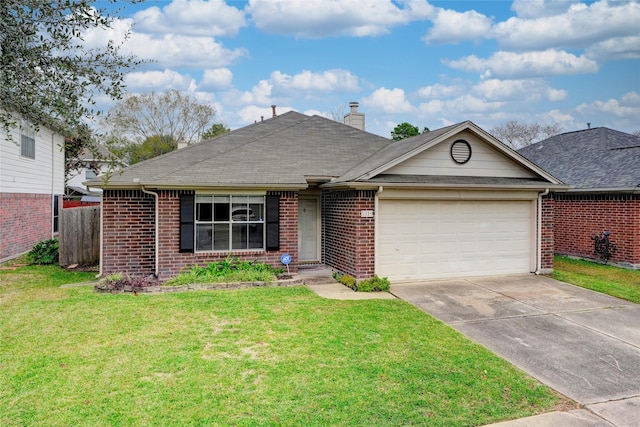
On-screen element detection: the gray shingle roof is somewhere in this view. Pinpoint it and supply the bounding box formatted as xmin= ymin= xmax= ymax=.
xmin=517 ymin=128 xmax=640 ymax=191
xmin=100 ymin=111 xmax=391 ymax=188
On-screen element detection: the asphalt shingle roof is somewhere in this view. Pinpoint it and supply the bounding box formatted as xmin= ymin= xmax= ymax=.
xmin=518 ymin=128 xmax=640 ymax=190
xmin=101 ymin=112 xmax=391 ymax=188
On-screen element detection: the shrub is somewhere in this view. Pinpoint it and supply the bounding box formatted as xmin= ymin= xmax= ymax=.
xmin=333 ymin=271 xmax=390 ymax=292
xmin=28 ymin=239 xmax=59 ymax=265
xmin=95 ymin=273 xmax=158 ymax=293
xmin=357 ymin=275 xmax=391 ymax=292
xmin=165 ymin=257 xmax=284 ymax=286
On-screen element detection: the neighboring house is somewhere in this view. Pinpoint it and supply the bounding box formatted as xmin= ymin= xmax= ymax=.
xmin=519 ymin=127 xmax=640 ymax=269
xmin=93 ymin=104 xmax=565 ymax=281
xmin=0 ymin=114 xmax=65 ymax=262
xmin=65 ymin=144 xmax=117 ymax=206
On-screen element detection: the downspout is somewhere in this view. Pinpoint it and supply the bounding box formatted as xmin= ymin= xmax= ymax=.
xmin=51 ymin=132 xmax=55 ymax=238
xmin=535 ymin=188 xmax=550 ymax=275
xmin=374 ymin=186 xmax=384 ymax=276
xmin=141 ymin=185 xmax=159 ymax=277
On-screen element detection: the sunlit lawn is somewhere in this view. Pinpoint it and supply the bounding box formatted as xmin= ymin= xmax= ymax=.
xmin=1 ymin=265 xmax=568 ymax=426
xmin=553 ymin=255 xmax=640 ymax=303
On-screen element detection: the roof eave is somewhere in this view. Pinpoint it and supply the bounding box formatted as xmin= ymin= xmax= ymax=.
xmin=322 ymin=181 xmax=570 ymax=191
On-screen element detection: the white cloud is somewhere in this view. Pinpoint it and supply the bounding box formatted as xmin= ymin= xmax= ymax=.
xmin=270 ymin=69 xmax=360 ymax=93
xmin=445 ymin=49 xmax=599 ymax=78
xmin=199 ymin=68 xmax=234 ymax=91
xmin=473 ymin=78 xmax=566 ymax=102
xmin=510 ymin=0 xmax=575 ymax=19
xmin=423 ymin=8 xmax=492 ymax=44
xmin=586 ymin=36 xmax=640 ymax=60
xmin=133 ymin=0 xmax=246 ymax=37
xmin=363 ymin=87 xmax=414 ymax=113
xmin=234 ymin=105 xmax=295 ymax=125
xmin=247 ymin=0 xmax=434 ymax=38
xmin=576 ymin=92 xmax=640 ymax=119
xmin=492 ymin=0 xmax=640 ymax=51
xmin=125 ymin=33 xmax=248 ymax=68
xmin=417 ymin=82 xmax=467 ymax=99
xmin=125 ymin=69 xmax=194 ymax=91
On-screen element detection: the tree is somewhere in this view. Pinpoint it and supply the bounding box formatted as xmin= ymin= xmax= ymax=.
xmin=391 ymin=122 xmax=430 ymax=141
xmin=0 ymin=0 xmax=140 ymax=136
xmin=490 ymin=120 xmax=563 ymax=149
xmin=102 ymin=90 xmax=217 ymax=147
xmin=202 ymin=123 xmax=230 ymax=140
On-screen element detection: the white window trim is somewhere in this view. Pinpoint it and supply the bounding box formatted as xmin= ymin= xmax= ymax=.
xmin=20 ymin=118 xmax=36 ymax=160
xmin=194 ymin=194 xmax=266 ymax=252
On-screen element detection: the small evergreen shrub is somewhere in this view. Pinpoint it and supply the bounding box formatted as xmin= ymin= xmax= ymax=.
xmin=357 ymin=275 xmax=391 ymax=292
xmin=28 ymin=239 xmax=59 ymax=265
xmin=333 ymin=271 xmax=390 ymax=292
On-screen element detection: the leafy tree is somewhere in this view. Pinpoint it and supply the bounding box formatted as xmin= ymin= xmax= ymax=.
xmin=202 ymin=123 xmax=230 ymax=140
xmin=490 ymin=120 xmax=563 ymax=149
xmin=391 ymin=122 xmax=430 ymax=141
xmin=106 ymin=134 xmax=177 ymax=165
xmin=102 ymin=90 xmax=217 ymax=147
xmin=0 ymin=0 xmax=140 ymax=136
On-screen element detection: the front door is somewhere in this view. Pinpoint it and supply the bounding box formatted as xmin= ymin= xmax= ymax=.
xmin=298 ymin=198 xmax=319 ymax=262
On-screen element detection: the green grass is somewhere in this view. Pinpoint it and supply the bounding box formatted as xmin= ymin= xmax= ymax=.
xmin=552 ymin=256 xmax=640 ymax=303
xmin=1 ymin=265 xmax=568 ymax=426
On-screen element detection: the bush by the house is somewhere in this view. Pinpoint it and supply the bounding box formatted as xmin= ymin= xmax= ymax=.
xmin=28 ymin=239 xmax=59 ymax=265
xmin=333 ymin=272 xmax=390 ymax=292
xmin=95 ymin=273 xmax=159 ymax=293
xmin=165 ymin=257 xmax=284 ymax=286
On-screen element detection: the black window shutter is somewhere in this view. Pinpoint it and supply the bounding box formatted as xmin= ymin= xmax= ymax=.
xmin=180 ymin=194 xmax=195 ymax=253
xmin=265 ymin=195 xmax=280 ymax=251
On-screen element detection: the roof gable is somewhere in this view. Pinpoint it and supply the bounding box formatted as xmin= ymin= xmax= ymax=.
xmin=336 ymin=121 xmax=559 ymax=184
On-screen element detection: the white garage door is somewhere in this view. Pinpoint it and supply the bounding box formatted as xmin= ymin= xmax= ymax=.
xmin=378 ymin=200 xmax=532 ymax=281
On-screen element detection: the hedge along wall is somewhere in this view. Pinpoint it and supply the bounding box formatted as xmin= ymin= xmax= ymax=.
xmin=553 ymin=193 xmax=640 ymax=268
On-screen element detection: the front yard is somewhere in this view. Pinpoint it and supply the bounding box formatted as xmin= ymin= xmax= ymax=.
xmin=0 ymin=265 xmax=566 ymax=426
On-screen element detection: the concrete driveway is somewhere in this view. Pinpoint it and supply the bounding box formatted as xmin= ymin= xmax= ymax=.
xmin=391 ymin=274 xmax=640 ymax=427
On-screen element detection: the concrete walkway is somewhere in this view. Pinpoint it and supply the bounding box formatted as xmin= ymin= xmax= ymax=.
xmin=299 ymin=264 xmax=396 ymax=300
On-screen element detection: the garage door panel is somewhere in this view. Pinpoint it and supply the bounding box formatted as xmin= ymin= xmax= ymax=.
xmin=378 ymin=200 xmax=532 ymax=280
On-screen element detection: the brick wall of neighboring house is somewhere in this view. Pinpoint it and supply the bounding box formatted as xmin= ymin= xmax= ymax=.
xmin=553 ymin=193 xmax=640 ymax=268
xmin=322 ymin=189 xmax=376 ymax=279
xmin=102 ymin=190 xmax=299 ymax=280
xmin=156 ymin=190 xmax=299 ymax=280
xmin=540 ymin=195 xmax=555 ymax=270
xmin=0 ymin=193 xmax=54 ymax=261
xmin=102 ymin=190 xmax=156 ymax=276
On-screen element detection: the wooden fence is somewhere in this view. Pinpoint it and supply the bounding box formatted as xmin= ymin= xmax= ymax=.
xmin=59 ymin=206 xmax=100 ymax=266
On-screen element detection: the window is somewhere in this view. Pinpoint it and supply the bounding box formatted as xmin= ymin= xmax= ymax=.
xmin=85 ymin=169 xmax=97 ymax=179
xmin=21 ymin=119 xmax=36 ymax=159
xmin=195 ymin=195 xmax=265 ymax=251
xmin=53 ymin=195 xmax=59 ymax=233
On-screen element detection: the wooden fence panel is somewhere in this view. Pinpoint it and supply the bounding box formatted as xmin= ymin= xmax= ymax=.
xmin=59 ymin=206 xmax=100 ymax=266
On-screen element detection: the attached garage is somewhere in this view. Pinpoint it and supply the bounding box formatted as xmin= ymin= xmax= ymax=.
xmin=377 ymin=197 xmax=535 ymax=281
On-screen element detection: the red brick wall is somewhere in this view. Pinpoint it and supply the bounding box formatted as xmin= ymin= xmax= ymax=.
xmin=553 ymin=193 xmax=640 ymax=267
xmin=101 ymin=190 xmax=299 ymax=280
xmin=540 ymin=195 xmax=554 ymax=270
xmin=102 ymin=190 xmax=155 ymax=276
xmin=322 ymin=189 xmax=376 ymax=279
xmin=0 ymin=193 xmax=54 ymax=261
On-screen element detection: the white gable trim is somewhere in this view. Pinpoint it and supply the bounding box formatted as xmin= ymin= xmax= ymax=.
xmin=357 ymin=121 xmax=563 ymax=185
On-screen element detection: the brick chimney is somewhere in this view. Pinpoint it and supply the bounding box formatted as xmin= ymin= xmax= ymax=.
xmin=343 ymin=101 xmax=365 ymax=131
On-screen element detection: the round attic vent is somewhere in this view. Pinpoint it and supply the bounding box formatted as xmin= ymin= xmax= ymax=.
xmin=450 ymin=139 xmax=472 ymax=164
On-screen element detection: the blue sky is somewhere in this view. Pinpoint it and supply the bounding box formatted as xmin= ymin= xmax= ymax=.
xmin=90 ymin=0 xmax=640 ymax=137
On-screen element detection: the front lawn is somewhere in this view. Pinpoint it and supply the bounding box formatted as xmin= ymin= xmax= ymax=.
xmin=1 ymin=265 xmax=568 ymax=426
xmin=552 ymin=256 xmax=640 ymax=303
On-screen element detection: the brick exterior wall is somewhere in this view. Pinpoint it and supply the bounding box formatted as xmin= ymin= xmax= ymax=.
xmin=540 ymin=195 xmax=555 ymax=271
xmin=101 ymin=190 xmax=299 ymax=280
xmin=322 ymin=189 xmax=376 ymax=279
xmin=0 ymin=193 xmax=55 ymax=261
xmin=553 ymin=193 xmax=640 ymax=268
xmin=102 ymin=190 xmax=156 ymax=276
